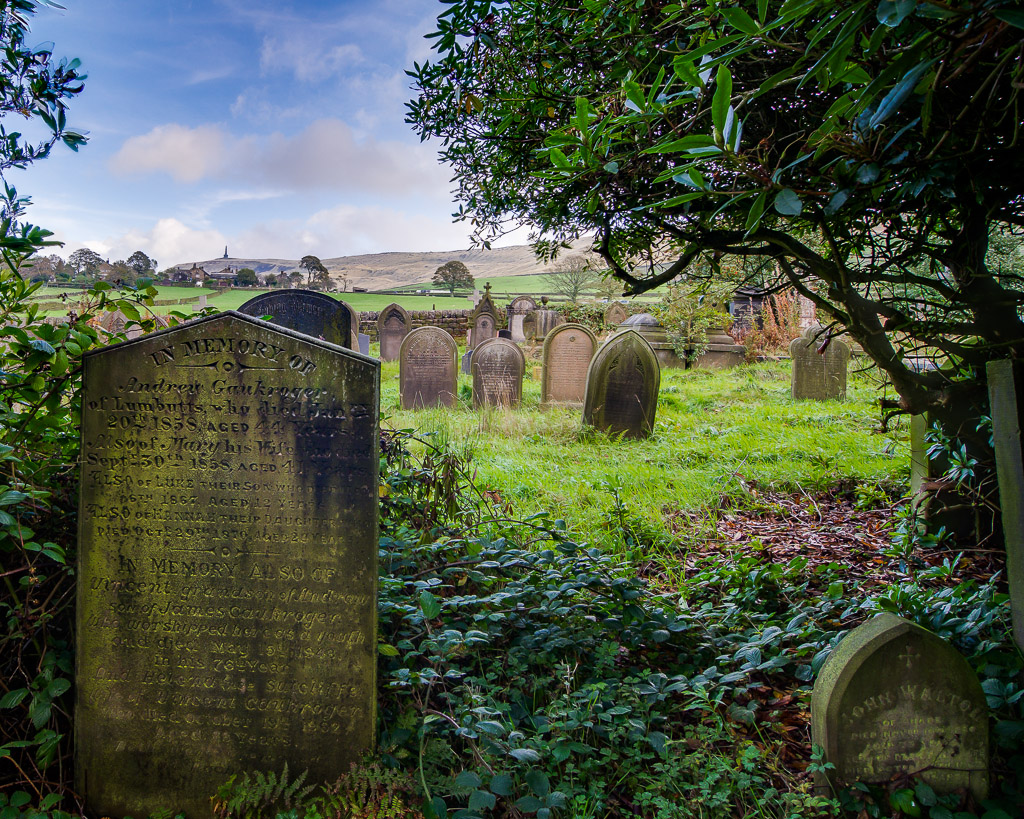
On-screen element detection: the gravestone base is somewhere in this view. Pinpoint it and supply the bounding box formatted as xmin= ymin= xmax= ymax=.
xmin=693 ymin=342 xmax=745 ymax=369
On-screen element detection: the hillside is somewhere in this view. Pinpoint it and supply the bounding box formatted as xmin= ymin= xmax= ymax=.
xmin=172 ymin=239 xmax=593 ymax=291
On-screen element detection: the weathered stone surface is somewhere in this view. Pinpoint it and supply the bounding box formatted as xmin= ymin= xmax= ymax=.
xmin=76 ymin=311 xmax=380 ymax=818
xmin=238 ymin=290 xmax=352 ymax=349
xmin=358 ymin=333 xmax=370 ymax=356
xmin=337 ymin=299 xmax=360 ymax=350
xmin=583 ymin=330 xmax=660 ymax=439
xmin=620 ymin=313 xmax=684 ymax=369
xmin=522 ymin=299 xmax=564 ymax=341
xmin=812 ymin=613 xmax=988 ymax=800
xmin=604 ymin=302 xmax=628 ymax=326
xmin=377 ymin=302 xmax=411 ymax=362
xmin=468 ymin=283 xmax=500 ymax=347
xmin=472 ymin=337 xmax=525 ymax=408
xmin=461 ymin=349 xmax=473 ymax=375
xmin=789 ymin=327 xmax=850 ymax=400
xmin=507 ymin=296 xmax=537 ymax=342
xmin=541 ymin=323 xmax=596 ymax=407
xmin=987 ymin=359 xmax=1024 ymax=653
xmin=399 ymin=326 xmax=458 ymax=409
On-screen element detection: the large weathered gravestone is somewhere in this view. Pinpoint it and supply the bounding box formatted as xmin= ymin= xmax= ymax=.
xmin=76 ymin=311 xmax=380 ymax=818
xmin=619 ymin=313 xmax=683 ymax=369
xmin=789 ymin=326 xmax=850 ymax=400
xmin=238 ymin=290 xmax=352 ymax=349
xmin=472 ymin=337 xmax=525 ymax=408
xmin=541 ymin=323 xmax=597 ymax=407
xmin=583 ymin=330 xmax=660 ymax=439
xmin=987 ymin=359 xmax=1024 ymax=653
xmin=377 ymin=302 xmax=411 ymax=362
xmin=522 ymin=296 xmax=564 ymax=341
xmin=399 ymin=326 xmax=458 ymax=409
xmin=812 ymin=613 xmax=988 ymax=800
xmin=507 ymin=296 xmax=537 ymax=342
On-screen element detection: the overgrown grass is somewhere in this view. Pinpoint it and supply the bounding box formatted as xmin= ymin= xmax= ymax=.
xmin=379 ymin=354 xmax=907 ymax=553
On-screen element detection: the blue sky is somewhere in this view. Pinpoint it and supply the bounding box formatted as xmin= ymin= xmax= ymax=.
xmin=13 ymin=0 xmax=527 ymax=268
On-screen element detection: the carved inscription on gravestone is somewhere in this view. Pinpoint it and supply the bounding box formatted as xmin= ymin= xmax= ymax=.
xmin=472 ymin=337 xmax=524 ymax=408
xmin=789 ymin=326 xmax=850 ymax=400
xmin=76 ymin=312 xmax=379 ymax=818
xmin=399 ymin=326 xmax=458 ymax=409
xmin=238 ymin=290 xmax=352 ymax=349
xmin=812 ymin=613 xmax=988 ymax=800
xmin=542 ymin=323 xmax=596 ymax=407
xmin=583 ymin=330 xmax=660 ymax=439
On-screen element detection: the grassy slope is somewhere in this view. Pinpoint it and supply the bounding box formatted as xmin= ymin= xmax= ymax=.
xmin=378 ymin=353 xmax=908 ymax=550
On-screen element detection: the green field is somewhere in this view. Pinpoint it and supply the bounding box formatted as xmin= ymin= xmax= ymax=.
xmin=377 ymin=354 xmax=907 ymax=549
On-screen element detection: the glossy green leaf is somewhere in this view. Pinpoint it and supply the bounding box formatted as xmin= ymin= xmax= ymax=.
xmin=773 ymin=188 xmax=802 ymax=215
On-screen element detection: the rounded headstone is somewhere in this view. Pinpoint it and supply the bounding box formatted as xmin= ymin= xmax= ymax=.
xmin=541 ymin=323 xmax=597 ymax=407
xmin=472 ymin=337 xmax=525 ymax=408
xmin=238 ymin=290 xmax=352 ymax=349
xmin=812 ymin=613 xmax=988 ymax=800
xmin=583 ymin=330 xmax=660 ymax=439
xmin=399 ymin=326 xmax=458 ymax=409
xmin=789 ymin=326 xmax=850 ymax=400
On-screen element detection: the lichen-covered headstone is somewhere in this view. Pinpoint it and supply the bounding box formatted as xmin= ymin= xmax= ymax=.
xmin=472 ymin=337 xmax=524 ymax=408
xmin=604 ymin=302 xmax=628 ymax=326
xmin=812 ymin=613 xmax=988 ymax=800
xmin=377 ymin=302 xmax=411 ymax=362
xmin=987 ymin=359 xmax=1024 ymax=653
xmin=238 ymin=289 xmax=351 ymax=349
xmin=582 ymin=330 xmax=660 ymax=439
xmin=541 ymin=323 xmax=596 ymax=407
xmin=789 ymin=326 xmax=850 ymax=400
xmin=523 ymin=297 xmax=564 ymax=341
xmin=399 ymin=326 xmax=457 ymax=409
xmin=76 ymin=311 xmax=380 ymax=818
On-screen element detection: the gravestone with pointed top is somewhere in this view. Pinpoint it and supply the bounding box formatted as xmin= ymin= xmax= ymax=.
xmin=399 ymin=326 xmax=458 ymax=409
xmin=238 ymin=289 xmax=352 ymax=349
xmin=76 ymin=311 xmax=379 ymax=818
xmin=812 ymin=613 xmax=988 ymax=800
xmin=468 ymin=282 xmax=499 ymax=347
xmin=583 ymin=330 xmax=660 ymax=439
xmin=377 ymin=302 xmax=411 ymax=362
xmin=541 ymin=323 xmax=597 ymax=407
xmin=789 ymin=326 xmax=850 ymax=400
xmin=472 ymin=337 xmax=525 ymax=408
xmin=604 ymin=302 xmax=628 ymax=326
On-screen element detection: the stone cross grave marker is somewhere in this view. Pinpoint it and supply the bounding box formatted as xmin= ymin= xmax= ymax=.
xmin=789 ymin=326 xmax=850 ymax=400
xmin=238 ymin=289 xmax=352 ymax=349
xmin=541 ymin=323 xmax=597 ymax=407
xmin=76 ymin=311 xmax=380 ymax=818
xmin=582 ymin=330 xmax=660 ymax=439
xmin=507 ymin=296 xmax=537 ymax=342
xmin=377 ymin=302 xmax=411 ymax=362
xmin=469 ymin=283 xmax=499 ymax=347
xmin=812 ymin=613 xmax=988 ymax=800
xmin=604 ymin=302 xmax=628 ymax=326
xmin=399 ymin=326 xmax=458 ymax=409
xmin=472 ymin=337 xmax=525 ymax=408
xmin=987 ymin=359 xmax=1024 ymax=653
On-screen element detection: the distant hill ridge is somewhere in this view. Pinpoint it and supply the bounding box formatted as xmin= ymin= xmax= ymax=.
xmin=172 ymin=240 xmax=592 ymax=291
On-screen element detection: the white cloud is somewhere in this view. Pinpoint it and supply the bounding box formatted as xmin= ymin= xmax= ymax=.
xmin=260 ymin=34 xmax=364 ymax=82
xmin=110 ymin=124 xmax=227 ymax=183
xmin=94 ymin=218 xmax=229 ymax=269
xmin=110 ymin=119 xmax=451 ymax=195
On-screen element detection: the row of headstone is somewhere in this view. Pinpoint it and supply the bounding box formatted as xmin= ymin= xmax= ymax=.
xmin=398 ymin=325 xmax=660 ymax=439
xmin=77 ymin=310 xmax=380 ymax=817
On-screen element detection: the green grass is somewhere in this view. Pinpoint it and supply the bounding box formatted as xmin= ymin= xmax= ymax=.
xmin=378 ymin=354 xmax=908 ymax=550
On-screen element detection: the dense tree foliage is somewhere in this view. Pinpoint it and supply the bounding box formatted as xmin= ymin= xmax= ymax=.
xmin=409 ymin=0 xmax=1024 ymax=438
xmin=432 ymin=259 xmax=474 ymax=294
xmin=299 ymin=254 xmax=330 ymax=289
xmin=234 ymin=267 xmax=257 ymax=286
xmin=67 ymin=247 xmax=101 ymax=277
xmin=126 ymin=249 xmax=155 ymax=275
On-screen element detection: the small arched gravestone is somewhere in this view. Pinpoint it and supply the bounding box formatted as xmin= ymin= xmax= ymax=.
xmin=238 ymin=289 xmax=352 ymax=349
xmin=541 ymin=323 xmax=597 ymax=407
xmin=582 ymin=330 xmax=660 ymax=439
xmin=399 ymin=326 xmax=458 ymax=409
xmin=812 ymin=613 xmax=988 ymax=801
xmin=377 ymin=302 xmax=411 ymax=362
xmin=472 ymin=337 xmax=525 ymax=408
xmin=604 ymin=302 xmax=628 ymax=326
xmin=789 ymin=326 xmax=850 ymax=400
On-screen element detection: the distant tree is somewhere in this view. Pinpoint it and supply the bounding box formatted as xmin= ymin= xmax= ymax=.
xmin=541 ymin=253 xmax=604 ymax=302
xmin=432 ymin=260 xmax=474 ymax=295
xmin=299 ymin=255 xmax=331 ymax=289
xmin=235 ymin=268 xmax=257 ymax=287
xmin=126 ymin=250 xmax=156 ymax=276
xmin=264 ymin=273 xmax=278 ymax=288
xmin=288 ymin=271 xmax=303 ymax=287
xmin=67 ymin=247 xmax=102 ymax=277
xmin=108 ymin=261 xmax=136 ymax=286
